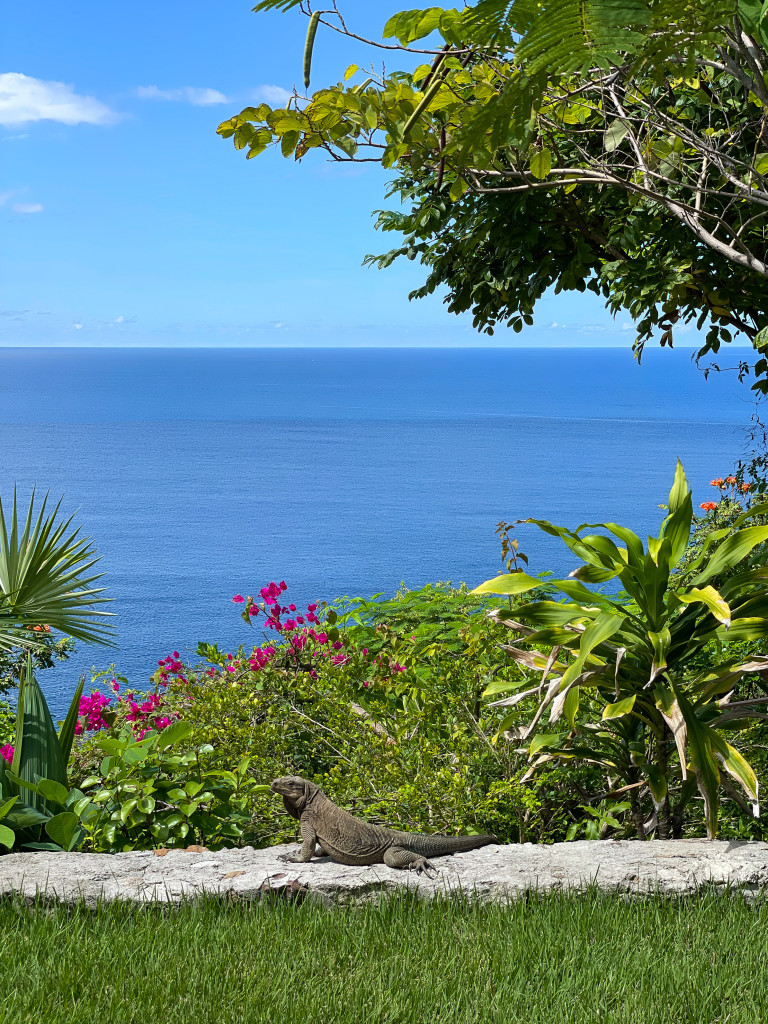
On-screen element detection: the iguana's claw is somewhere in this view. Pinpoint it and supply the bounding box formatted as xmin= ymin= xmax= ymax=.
xmin=407 ymin=857 xmax=437 ymax=878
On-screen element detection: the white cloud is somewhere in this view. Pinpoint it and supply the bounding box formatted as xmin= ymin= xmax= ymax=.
xmin=0 ymin=191 xmax=11 ymax=206
xmin=135 ymin=85 xmax=228 ymax=106
xmin=0 ymin=72 xmax=116 ymax=126
xmin=251 ymin=84 xmax=291 ymax=105
xmin=12 ymin=202 xmax=42 ymax=214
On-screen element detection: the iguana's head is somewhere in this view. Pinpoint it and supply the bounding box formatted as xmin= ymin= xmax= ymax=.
xmin=270 ymin=776 xmax=319 ymax=812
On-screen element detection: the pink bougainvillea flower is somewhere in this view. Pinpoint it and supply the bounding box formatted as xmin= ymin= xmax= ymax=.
xmin=699 ymin=501 xmax=718 ymax=511
xmin=289 ymin=604 xmax=297 ymax=612
xmin=249 ymin=605 xmax=259 ymax=616
xmin=0 ymin=744 xmax=13 ymax=764
xmin=232 ymin=595 xmax=245 ymax=604
xmin=111 ymin=680 xmax=120 ymax=692
xmin=279 ymin=581 xmax=287 ymax=591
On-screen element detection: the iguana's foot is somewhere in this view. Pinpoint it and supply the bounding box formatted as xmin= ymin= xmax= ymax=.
xmin=384 ymin=847 xmax=438 ymax=877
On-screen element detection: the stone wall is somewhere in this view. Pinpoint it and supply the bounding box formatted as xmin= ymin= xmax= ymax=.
xmin=3 ymin=839 xmax=768 ymax=905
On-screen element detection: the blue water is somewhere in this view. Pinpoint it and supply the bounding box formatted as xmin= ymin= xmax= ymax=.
xmin=0 ymin=347 xmax=756 ymax=717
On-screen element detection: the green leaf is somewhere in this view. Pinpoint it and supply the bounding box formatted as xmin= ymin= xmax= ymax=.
xmin=45 ymin=811 xmax=83 ymax=851
xmin=157 ymin=720 xmax=193 ymax=748
xmin=0 ymin=823 xmax=15 ymax=849
xmin=529 ymin=147 xmax=552 ymax=179
xmin=11 ymin=656 xmax=68 ymax=810
xmin=676 ymin=586 xmax=731 ymax=627
xmin=709 ymin=731 xmax=759 ymax=815
xmin=563 ymin=685 xmax=580 ymax=727
xmin=471 ymin=572 xmax=543 ymax=595
xmin=674 ymin=685 xmax=721 ymax=838
xmin=57 ymin=675 xmax=85 ymax=767
xmin=644 ymin=764 xmax=668 ymax=805
xmin=0 ymin=795 xmax=18 ymax=820
xmin=37 ymin=778 xmax=70 ymax=806
xmin=692 ymin=525 xmax=768 ymax=585
xmin=667 ymin=460 xmax=689 ymax=516
xmin=529 ymin=733 xmax=562 ymax=755
xmin=602 ymin=695 xmax=636 ymax=720
xmin=604 ymin=117 xmax=630 ymax=152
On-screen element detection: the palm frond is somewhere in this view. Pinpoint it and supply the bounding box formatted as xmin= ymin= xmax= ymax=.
xmin=0 ymin=489 xmax=115 ymax=650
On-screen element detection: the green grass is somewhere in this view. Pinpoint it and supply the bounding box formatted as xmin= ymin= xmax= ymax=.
xmin=1 ymin=889 xmax=766 ymax=1023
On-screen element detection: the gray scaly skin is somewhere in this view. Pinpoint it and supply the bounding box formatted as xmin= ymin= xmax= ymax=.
xmin=271 ymin=776 xmax=498 ymax=876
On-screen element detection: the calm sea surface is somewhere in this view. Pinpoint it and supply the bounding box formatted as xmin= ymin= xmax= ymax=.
xmin=0 ymin=346 xmax=756 ymax=717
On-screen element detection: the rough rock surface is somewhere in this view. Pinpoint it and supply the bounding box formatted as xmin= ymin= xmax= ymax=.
xmin=2 ymin=840 xmax=768 ymax=906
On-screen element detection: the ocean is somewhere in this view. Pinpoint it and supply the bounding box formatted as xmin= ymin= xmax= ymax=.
xmin=0 ymin=346 xmax=756 ymax=717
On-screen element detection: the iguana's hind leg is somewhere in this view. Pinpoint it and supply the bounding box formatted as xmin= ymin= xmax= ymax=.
xmin=383 ymin=846 xmax=438 ymax=877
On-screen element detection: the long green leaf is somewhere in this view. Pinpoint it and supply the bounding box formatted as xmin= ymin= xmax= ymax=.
xmin=11 ymin=655 xmax=68 ymax=812
xmin=675 ymin=586 xmax=731 ymax=626
xmin=471 ymin=571 xmax=544 ymax=595
xmin=58 ymin=675 xmax=85 ymax=768
xmin=692 ymin=525 xmax=768 ymax=586
xmin=674 ymin=685 xmax=721 ymax=838
xmin=709 ymin=731 xmax=760 ymax=816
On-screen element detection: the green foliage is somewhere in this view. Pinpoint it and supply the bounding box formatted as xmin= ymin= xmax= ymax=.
xmin=76 ymin=724 xmax=271 ymax=852
xmin=0 ymin=657 xmax=90 ymax=851
xmin=222 ymin=1 xmax=768 ymax=389
xmin=0 ymin=700 xmax=14 ymax=745
xmin=565 ymin=799 xmax=632 ymax=840
xmin=474 ymin=461 xmax=768 ymax=838
xmin=0 ymin=633 xmax=74 ymax=697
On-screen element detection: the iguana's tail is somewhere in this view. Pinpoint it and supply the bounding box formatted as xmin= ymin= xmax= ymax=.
xmin=396 ymin=832 xmax=499 ymax=857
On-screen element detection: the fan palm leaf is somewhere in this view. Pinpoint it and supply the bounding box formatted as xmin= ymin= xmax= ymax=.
xmin=0 ymin=489 xmax=115 ymax=652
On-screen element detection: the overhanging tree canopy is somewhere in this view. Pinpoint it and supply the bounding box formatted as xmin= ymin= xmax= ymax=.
xmin=219 ymin=1 xmax=768 ymax=388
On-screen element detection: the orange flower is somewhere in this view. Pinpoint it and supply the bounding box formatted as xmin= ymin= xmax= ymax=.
xmin=740 ymin=483 xmax=751 ymax=493
xmin=699 ymin=501 xmax=718 ymax=511
xmin=725 ymin=475 xmax=737 ymax=485
xmin=710 ymin=478 xmax=724 ymax=487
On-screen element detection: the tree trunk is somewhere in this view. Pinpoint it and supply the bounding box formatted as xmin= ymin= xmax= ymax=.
xmin=629 ymin=784 xmax=646 ymax=840
xmin=656 ymin=730 xmax=672 ymax=840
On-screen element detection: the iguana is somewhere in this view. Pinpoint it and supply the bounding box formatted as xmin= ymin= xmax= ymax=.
xmin=271 ymin=776 xmax=498 ymax=875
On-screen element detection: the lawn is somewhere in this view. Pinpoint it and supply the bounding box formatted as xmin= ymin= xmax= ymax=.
xmin=1 ymin=888 xmax=765 ymax=1023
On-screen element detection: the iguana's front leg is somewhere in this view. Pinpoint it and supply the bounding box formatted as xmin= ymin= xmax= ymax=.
xmin=286 ymin=814 xmax=320 ymax=863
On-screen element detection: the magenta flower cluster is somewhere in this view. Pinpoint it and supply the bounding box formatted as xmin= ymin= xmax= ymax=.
xmin=224 ymin=582 xmax=408 ymax=687
xmin=0 ymin=744 xmax=13 ymax=765
xmin=74 ymin=669 xmax=181 ymax=741
xmin=157 ymin=652 xmax=187 ymax=687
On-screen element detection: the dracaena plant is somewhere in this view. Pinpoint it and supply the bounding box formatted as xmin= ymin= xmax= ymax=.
xmin=473 ymin=462 xmax=768 ymax=839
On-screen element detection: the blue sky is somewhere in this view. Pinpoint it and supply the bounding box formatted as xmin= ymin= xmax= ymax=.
xmin=0 ymin=1 xmax=741 ymax=349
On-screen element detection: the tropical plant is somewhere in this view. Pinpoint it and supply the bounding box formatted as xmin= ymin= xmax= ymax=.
xmin=76 ymin=723 xmax=272 ymax=852
xmin=220 ymin=1 xmax=768 ymax=387
xmin=473 ymin=461 xmax=768 ymax=839
xmin=0 ymin=655 xmax=91 ymax=851
xmin=0 ymin=489 xmax=114 ymax=653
